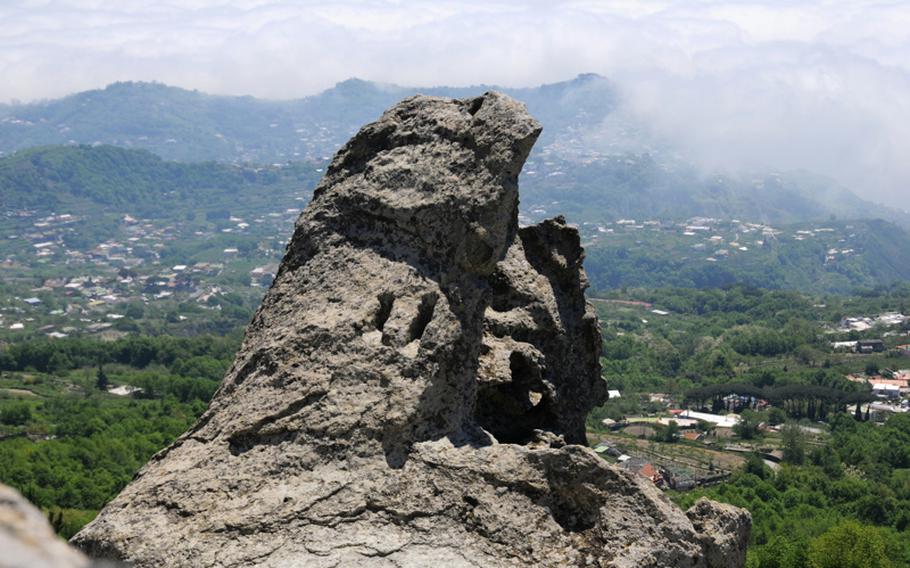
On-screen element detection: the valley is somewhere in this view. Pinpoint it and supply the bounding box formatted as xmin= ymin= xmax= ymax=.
xmin=1 ymin=78 xmax=909 ymax=567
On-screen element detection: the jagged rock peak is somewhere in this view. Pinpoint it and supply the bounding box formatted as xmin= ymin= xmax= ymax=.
xmin=73 ymin=92 xmax=748 ymax=567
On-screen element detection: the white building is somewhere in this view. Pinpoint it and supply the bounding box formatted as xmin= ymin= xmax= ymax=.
xmin=679 ymin=410 xmax=741 ymax=428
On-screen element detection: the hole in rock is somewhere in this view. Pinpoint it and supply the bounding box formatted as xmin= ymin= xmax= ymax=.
xmin=548 ymin=493 xmax=599 ymax=532
xmin=375 ymin=292 xmax=394 ymax=331
xmin=407 ymin=293 xmax=437 ymax=342
xmin=488 ymin=272 xmax=514 ymax=313
xmin=467 ymin=97 xmax=484 ymax=116
xmin=475 ymin=352 xmax=559 ymax=444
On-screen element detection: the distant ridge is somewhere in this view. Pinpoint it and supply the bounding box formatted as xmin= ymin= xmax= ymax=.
xmin=0 ymin=74 xmax=616 ymax=164
xmin=0 ymin=74 xmax=905 ymax=227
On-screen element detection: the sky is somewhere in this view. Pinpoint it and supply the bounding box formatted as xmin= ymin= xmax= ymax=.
xmin=1 ymin=0 xmax=908 ymax=207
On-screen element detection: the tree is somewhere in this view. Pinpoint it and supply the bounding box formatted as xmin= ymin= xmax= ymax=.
xmin=95 ymin=365 xmax=109 ymax=391
xmin=767 ymin=407 xmax=787 ymax=426
xmin=46 ymin=351 xmax=72 ymax=373
xmin=743 ymin=453 xmax=769 ymax=480
xmin=750 ymin=534 xmax=808 ymax=568
xmin=734 ymin=410 xmax=761 ymax=440
xmin=807 ymin=521 xmax=891 ymax=568
xmin=662 ymin=420 xmax=679 ymax=443
xmin=781 ymin=423 xmax=805 ymax=465
xmin=125 ymin=303 xmax=145 ymax=319
xmin=0 ymin=403 xmax=32 ymax=426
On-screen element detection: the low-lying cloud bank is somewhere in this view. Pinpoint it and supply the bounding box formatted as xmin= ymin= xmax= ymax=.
xmin=1 ymin=0 xmax=907 ymax=207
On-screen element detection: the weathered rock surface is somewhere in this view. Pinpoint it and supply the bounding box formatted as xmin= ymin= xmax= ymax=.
xmin=1 ymin=483 xmax=89 ymax=568
xmin=72 ymin=92 xmax=749 ymax=567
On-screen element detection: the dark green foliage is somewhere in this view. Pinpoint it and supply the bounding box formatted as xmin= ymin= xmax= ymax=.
xmin=0 ymin=397 xmax=198 ymax=511
xmin=0 ymin=403 xmax=32 ymax=426
xmin=807 ymin=520 xmax=892 ymax=568
xmin=95 ymin=366 xmax=109 ymax=391
xmin=675 ymin=413 xmax=910 ymax=567
xmin=781 ymin=423 xmax=806 ymax=465
xmin=733 ymin=410 xmax=762 ymax=440
xmin=0 ymin=334 xmax=237 ymax=375
xmin=743 ymin=453 xmax=771 ymax=480
xmin=661 ymin=420 xmax=679 ymax=443
xmin=0 ymin=334 xmax=238 ymax=535
xmin=0 ymin=144 xmax=315 ymax=216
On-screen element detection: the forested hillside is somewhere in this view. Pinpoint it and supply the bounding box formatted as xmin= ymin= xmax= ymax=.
xmin=0 ymin=145 xmax=318 ymax=216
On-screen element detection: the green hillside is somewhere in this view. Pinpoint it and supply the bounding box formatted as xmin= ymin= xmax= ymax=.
xmin=583 ymin=218 xmax=910 ymax=294
xmin=0 ymin=145 xmax=316 ymax=217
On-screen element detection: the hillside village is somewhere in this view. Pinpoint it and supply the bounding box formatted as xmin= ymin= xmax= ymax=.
xmin=589 ymin=296 xmax=910 ymax=491
xmin=565 ymin=216 xmax=863 ymax=266
xmin=593 ymin=375 xmax=910 ymax=491
xmin=2 ymin=208 xmax=885 ymax=341
xmin=0 ymin=204 xmax=300 ymax=339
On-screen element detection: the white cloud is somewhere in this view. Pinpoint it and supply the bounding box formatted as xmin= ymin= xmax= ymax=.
xmin=0 ymin=0 xmax=908 ymax=206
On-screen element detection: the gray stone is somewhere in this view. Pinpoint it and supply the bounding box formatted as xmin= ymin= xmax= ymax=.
xmin=73 ymin=92 xmax=749 ymax=567
xmin=1 ymin=483 xmax=88 ymax=568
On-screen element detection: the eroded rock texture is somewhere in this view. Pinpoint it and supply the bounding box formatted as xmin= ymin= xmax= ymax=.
xmin=1 ymin=483 xmax=89 ymax=568
xmin=72 ymin=92 xmax=749 ymax=567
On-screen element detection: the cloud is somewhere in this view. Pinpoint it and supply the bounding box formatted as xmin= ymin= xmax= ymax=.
xmin=0 ymin=0 xmax=908 ymax=207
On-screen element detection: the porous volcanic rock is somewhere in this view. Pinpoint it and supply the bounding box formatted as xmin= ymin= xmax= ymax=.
xmin=72 ymin=92 xmax=749 ymax=567
xmin=1 ymin=483 xmax=89 ymax=568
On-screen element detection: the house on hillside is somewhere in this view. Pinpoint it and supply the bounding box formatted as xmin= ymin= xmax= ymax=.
xmin=872 ymin=383 xmax=901 ymax=399
xmin=679 ymin=410 xmax=740 ymax=429
xmin=865 ymin=402 xmax=909 ymax=423
xmin=832 ymin=340 xmax=859 ymax=351
xmin=680 ymin=431 xmax=704 ymax=442
xmin=620 ymin=458 xmax=664 ymax=486
xmin=857 ymin=339 xmax=885 ymax=354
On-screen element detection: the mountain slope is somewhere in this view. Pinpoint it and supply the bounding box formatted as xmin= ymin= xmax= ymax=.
xmin=1 ymin=76 xmax=905 ymax=227
xmin=583 ymin=218 xmax=910 ymax=294
xmin=0 ymin=145 xmax=318 ymax=217
xmin=0 ymin=75 xmax=616 ymax=164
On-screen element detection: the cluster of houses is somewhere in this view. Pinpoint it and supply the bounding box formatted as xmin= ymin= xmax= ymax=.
xmin=828 ymin=312 xmax=910 ymax=357
xmin=0 ymin=206 xmax=306 ymax=336
xmin=831 ymin=339 xmax=887 ymax=353
xmin=845 ymin=371 xmax=910 ymax=420
xmin=558 ymin=216 xmax=863 ymax=268
xmin=837 ymin=312 xmax=908 ymax=333
xmin=593 ymin=441 xmax=727 ymax=490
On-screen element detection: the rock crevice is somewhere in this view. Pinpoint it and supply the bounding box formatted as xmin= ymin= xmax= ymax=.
xmin=72 ymin=92 xmax=749 ymax=567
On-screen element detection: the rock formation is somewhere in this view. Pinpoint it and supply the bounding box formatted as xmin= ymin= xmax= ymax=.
xmin=73 ymin=92 xmax=749 ymax=567
xmin=1 ymin=483 xmax=89 ymax=568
